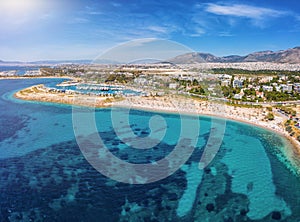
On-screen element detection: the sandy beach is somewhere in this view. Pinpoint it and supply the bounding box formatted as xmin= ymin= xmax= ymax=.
xmin=113 ymin=95 xmax=300 ymax=154
xmin=13 ymin=84 xmax=300 ymax=157
xmin=14 ymin=84 xmax=116 ymax=108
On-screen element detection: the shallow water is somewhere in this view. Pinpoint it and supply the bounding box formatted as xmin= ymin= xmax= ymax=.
xmin=1 ymin=79 xmax=300 ymax=221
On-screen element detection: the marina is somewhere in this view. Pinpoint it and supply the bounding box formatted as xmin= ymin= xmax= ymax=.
xmin=47 ymin=82 xmax=142 ymax=97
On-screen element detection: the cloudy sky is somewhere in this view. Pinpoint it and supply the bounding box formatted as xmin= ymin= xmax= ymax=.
xmin=0 ymin=0 xmax=299 ymax=61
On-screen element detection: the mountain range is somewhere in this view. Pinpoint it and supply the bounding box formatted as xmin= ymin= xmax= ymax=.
xmin=1 ymin=46 xmax=300 ymax=65
xmin=168 ymin=46 xmax=300 ymax=64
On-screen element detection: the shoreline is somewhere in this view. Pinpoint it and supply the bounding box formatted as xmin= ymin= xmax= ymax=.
xmin=113 ymin=102 xmax=287 ymax=136
xmin=112 ymin=96 xmax=300 ymax=151
xmin=14 ymin=84 xmax=118 ymax=108
xmin=14 ymin=84 xmax=294 ymax=138
xmin=12 ymin=84 xmax=300 ymax=174
xmin=113 ymin=100 xmax=300 ymax=175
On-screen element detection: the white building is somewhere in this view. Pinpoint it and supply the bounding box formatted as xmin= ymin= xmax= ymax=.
xmin=219 ymin=74 xmax=232 ymax=80
xmin=288 ymin=84 xmax=293 ymax=93
xmin=233 ymin=79 xmax=243 ymax=88
xmin=262 ymin=85 xmax=273 ymax=92
xmin=233 ymin=93 xmax=243 ymax=100
xmin=281 ymin=84 xmax=293 ymax=93
xmin=134 ymin=77 xmax=148 ymax=85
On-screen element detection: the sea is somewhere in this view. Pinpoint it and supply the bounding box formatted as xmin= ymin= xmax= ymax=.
xmin=0 ymin=66 xmax=42 ymax=75
xmin=1 ymin=77 xmax=300 ymax=221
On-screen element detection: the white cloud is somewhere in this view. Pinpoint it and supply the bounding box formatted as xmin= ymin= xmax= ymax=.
xmin=147 ymin=26 xmax=169 ymax=34
xmin=190 ymin=27 xmax=206 ymax=37
xmin=205 ymin=4 xmax=286 ymax=19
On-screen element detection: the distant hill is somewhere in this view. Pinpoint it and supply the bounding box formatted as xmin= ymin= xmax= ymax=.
xmin=169 ymin=47 xmax=300 ymax=64
xmin=168 ymin=53 xmax=219 ymax=64
xmin=1 ymin=46 xmax=300 ymax=65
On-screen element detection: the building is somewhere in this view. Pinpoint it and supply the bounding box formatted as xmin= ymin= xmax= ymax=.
xmin=262 ymin=85 xmax=273 ymax=92
xmin=294 ymin=83 xmax=300 ymax=93
xmin=233 ymin=93 xmax=243 ymax=100
xmin=233 ymin=90 xmax=244 ymax=100
xmin=219 ymin=74 xmax=232 ymax=80
xmin=280 ymin=84 xmax=293 ymax=93
xmin=288 ymin=84 xmax=293 ymax=93
xmin=221 ymin=80 xmax=230 ymax=87
xmin=233 ymin=79 xmax=243 ymax=88
xmin=256 ymin=91 xmax=264 ymax=98
xmin=134 ymin=77 xmax=148 ymax=85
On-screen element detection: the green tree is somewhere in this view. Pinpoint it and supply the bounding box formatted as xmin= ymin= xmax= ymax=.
xmin=266 ymin=112 xmax=274 ymax=121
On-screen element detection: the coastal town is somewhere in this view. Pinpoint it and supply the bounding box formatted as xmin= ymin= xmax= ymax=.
xmin=2 ymin=0 xmax=300 ymax=221
xmin=4 ymin=61 xmax=300 ymax=161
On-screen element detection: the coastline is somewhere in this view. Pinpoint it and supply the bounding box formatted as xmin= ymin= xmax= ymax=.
xmin=113 ymin=98 xmax=300 ymax=175
xmin=14 ymin=84 xmax=117 ymax=108
xmin=13 ymin=84 xmax=293 ymax=138
xmin=12 ymin=83 xmax=300 ymax=174
xmin=113 ymin=96 xmax=300 ymax=152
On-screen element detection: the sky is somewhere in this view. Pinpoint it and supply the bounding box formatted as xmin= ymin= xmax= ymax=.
xmin=0 ymin=0 xmax=300 ymax=61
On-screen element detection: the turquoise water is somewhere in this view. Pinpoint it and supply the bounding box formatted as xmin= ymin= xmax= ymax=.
xmin=47 ymin=82 xmax=141 ymax=96
xmin=1 ymin=79 xmax=300 ymax=221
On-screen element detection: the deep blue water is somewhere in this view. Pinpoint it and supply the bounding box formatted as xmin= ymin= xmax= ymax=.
xmin=1 ymin=79 xmax=300 ymax=221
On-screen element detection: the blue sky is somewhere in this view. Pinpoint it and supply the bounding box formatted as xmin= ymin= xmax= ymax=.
xmin=0 ymin=0 xmax=300 ymax=61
